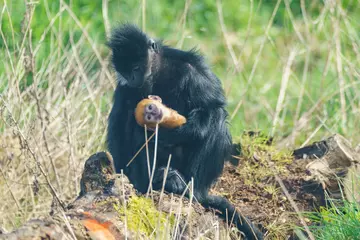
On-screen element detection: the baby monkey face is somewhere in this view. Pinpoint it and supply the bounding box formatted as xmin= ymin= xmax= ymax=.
xmin=144 ymin=103 xmax=163 ymax=123
xmin=134 ymin=94 xmax=186 ymax=130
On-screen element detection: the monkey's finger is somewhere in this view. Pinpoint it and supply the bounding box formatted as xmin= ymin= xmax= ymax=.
xmin=148 ymin=95 xmax=162 ymax=102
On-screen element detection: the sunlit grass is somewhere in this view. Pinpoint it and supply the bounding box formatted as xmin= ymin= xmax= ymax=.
xmin=308 ymin=200 xmax=360 ymax=240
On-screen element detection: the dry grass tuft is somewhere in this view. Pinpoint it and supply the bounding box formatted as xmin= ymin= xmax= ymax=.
xmin=0 ymin=1 xmax=114 ymax=230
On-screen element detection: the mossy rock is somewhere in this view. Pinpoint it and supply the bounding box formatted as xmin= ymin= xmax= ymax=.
xmin=114 ymin=196 xmax=175 ymax=239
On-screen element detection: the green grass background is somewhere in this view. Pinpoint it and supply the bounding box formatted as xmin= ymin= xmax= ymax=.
xmin=2 ymin=0 xmax=360 ymax=144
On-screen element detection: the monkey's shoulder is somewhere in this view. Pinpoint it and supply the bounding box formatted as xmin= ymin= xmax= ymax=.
xmin=162 ymin=47 xmax=206 ymax=69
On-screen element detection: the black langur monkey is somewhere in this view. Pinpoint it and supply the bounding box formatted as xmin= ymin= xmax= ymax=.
xmin=107 ymin=24 xmax=263 ymax=240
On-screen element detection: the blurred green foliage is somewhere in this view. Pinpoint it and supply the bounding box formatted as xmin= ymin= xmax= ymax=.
xmin=2 ymin=1 xmax=337 ymax=50
xmin=1 ymin=0 xmax=360 ymax=142
xmin=309 ymin=202 xmax=360 ymax=240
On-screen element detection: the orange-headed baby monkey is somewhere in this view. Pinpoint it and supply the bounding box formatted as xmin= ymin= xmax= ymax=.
xmin=135 ymin=95 xmax=186 ymax=129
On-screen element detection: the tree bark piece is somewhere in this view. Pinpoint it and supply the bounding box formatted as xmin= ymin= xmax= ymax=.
xmin=293 ymin=134 xmax=360 ymax=202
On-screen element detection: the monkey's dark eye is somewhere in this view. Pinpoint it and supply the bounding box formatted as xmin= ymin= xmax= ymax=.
xmin=132 ymin=66 xmax=140 ymax=72
xmin=151 ymin=42 xmax=157 ymax=50
xmin=148 ymin=39 xmax=158 ymax=52
xmin=146 ymin=104 xmax=154 ymax=112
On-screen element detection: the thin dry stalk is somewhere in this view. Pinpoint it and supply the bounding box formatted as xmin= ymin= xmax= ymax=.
xmin=4 ymin=1 xmax=16 ymax=51
xmin=62 ymin=3 xmax=115 ymax=89
xmin=126 ymin=132 xmax=156 ymax=167
xmin=60 ymin=72 xmax=77 ymax=194
xmin=216 ymin=0 xmax=241 ymax=73
xmin=33 ymin=7 xmax=66 ymax=56
xmin=31 ymin=89 xmax=62 ymax=191
xmin=60 ymin=210 xmax=77 ymax=240
xmin=226 ymin=0 xmax=254 ymax=97
xmin=271 ymin=49 xmax=297 ymax=136
xmin=266 ymin=159 xmax=315 ymax=240
xmin=176 ymin=0 xmax=192 ymax=49
xmin=0 ymin=5 xmax=16 ymax=76
xmin=292 ymin=50 xmax=310 ymax=145
xmin=284 ymin=0 xmax=305 ymax=44
xmin=102 ymin=0 xmax=110 ymax=38
xmin=179 ymin=179 xmax=194 ymax=239
xmin=16 ymin=1 xmax=36 ymax=101
xmin=172 ymin=189 xmax=186 ymax=239
xmin=0 ymin=97 xmax=65 ymax=211
xmin=70 ymin=32 xmax=103 ymax=121
xmin=280 ymin=80 xmax=360 ymax=146
xmin=19 ymin=1 xmax=35 ymax=63
xmin=144 ymin=125 xmax=151 ymax=178
xmin=230 ymin=0 xmax=282 ymax=121
xmin=142 ymin=0 xmax=146 ymax=32
xmin=155 ymin=155 xmax=173 ymax=238
xmin=158 ymin=154 xmax=172 ymax=204
xmin=146 ymin=124 xmax=159 ymax=197
xmin=0 ymin=168 xmax=22 ymax=212
xmin=332 ymin=6 xmax=347 ymax=130
xmin=120 ymin=170 xmax=128 ymax=239
xmin=300 ymin=118 xmax=327 ymax=148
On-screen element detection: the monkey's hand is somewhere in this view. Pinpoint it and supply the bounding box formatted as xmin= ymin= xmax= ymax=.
xmin=135 ymin=96 xmax=186 ymax=129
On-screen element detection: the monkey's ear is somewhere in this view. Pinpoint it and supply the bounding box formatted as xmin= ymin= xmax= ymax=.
xmin=148 ymin=95 xmax=162 ymax=103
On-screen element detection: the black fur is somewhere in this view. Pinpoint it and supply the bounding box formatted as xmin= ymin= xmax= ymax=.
xmin=107 ymin=24 xmax=263 ymax=240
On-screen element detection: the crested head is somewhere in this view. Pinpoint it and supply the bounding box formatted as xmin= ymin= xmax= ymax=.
xmin=108 ymin=24 xmax=149 ymax=57
xmin=108 ymin=24 xmax=149 ymax=71
xmin=108 ymin=24 xmax=161 ymax=88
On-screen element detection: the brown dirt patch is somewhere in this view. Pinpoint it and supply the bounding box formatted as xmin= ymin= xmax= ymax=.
xmin=211 ymin=160 xmax=324 ymax=239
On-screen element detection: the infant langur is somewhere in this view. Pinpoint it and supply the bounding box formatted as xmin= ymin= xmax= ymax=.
xmin=135 ymin=95 xmax=186 ymax=130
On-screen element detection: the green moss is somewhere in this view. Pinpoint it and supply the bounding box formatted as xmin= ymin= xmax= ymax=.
xmin=240 ymin=133 xmax=292 ymax=163
xmin=236 ymin=134 xmax=293 ymax=186
xmin=114 ymin=196 xmax=175 ymax=238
